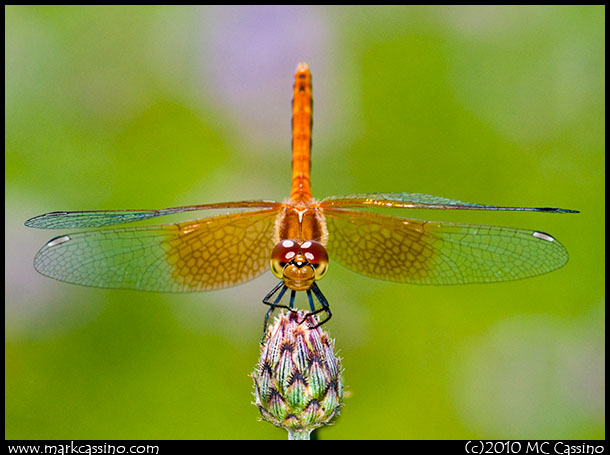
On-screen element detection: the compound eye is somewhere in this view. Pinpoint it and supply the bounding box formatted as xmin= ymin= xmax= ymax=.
xmin=270 ymin=239 xmax=300 ymax=279
xmin=299 ymin=240 xmax=329 ymax=280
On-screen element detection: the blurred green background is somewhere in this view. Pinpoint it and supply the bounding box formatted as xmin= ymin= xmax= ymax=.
xmin=5 ymin=5 xmax=604 ymax=440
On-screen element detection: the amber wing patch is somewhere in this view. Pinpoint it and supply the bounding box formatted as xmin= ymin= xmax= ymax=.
xmin=34 ymin=209 xmax=279 ymax=292
xmin=323 ymin=208 xmax=568 ymax=285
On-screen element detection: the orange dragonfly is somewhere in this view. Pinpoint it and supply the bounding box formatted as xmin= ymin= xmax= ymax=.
xmin=26 ymin=62 xmax=577 ymax=328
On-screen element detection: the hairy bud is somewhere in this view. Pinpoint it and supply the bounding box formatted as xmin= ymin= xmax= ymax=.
xmin=252 ymin=310 xmax=344 ymax=438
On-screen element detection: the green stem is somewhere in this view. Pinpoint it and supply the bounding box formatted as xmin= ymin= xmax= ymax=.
xmin=287 ymin=429 xmax=311 ymax=440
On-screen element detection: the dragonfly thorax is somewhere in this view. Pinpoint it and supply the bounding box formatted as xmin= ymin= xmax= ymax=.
xmin=274 ymin=203 xmax=328 ymax=245
xmin=270 ymin=239 xmax=329 ymax=291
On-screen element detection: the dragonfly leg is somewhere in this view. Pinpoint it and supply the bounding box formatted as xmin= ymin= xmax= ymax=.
xmin=303 ymin=283 xmax=332 ymax=329
xmin=298 ymin=289 xmax=316 ymax=326
xmin=261 ymin=281 xmax=331 ymax=334
xmin=262 ymin=281 xmax=288 ymax=308
xmin=261 ymin=281 xmax=290 ymax=339
xmin=306 ymin=289 xmax=316 ymax=313
xmin=289 ymin=289 xmax=296 ymax=309
xmin=261 ymin=306 xmax=275 ymax=343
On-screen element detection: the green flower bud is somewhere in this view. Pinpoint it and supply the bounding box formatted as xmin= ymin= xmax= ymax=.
xmin=252 ymin=310 xmax=344 ymax=438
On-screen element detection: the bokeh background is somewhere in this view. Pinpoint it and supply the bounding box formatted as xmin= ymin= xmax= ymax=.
xmin=5 ymin=5 xmax=604 ymax=440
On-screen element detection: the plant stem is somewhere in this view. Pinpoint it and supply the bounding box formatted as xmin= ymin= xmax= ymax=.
xmin=287 ymin=429 xmax=311 ymax=440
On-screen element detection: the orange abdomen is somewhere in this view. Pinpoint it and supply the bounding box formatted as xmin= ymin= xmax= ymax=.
xmin=290 ymin=63 xmax=313 ymax=203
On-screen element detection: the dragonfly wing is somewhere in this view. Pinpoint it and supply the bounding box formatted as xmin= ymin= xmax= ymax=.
xmin=320 ymin=193 xmax=578 ymax=213
xmin=324 ymin=208 xmax=569 ymax=285
xmin=25 ymin=200 xmax=281 ymax=229
xmin=33 ymin=208 xmax=279 ymax=292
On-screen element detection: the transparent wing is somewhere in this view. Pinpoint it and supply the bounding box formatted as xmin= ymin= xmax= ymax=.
xmin=320 ymin=193 xmax=578 ymax=214
xmin=324 ymin=208 xmax=569 ymax=285
xmin=33 ymin=208 xmax=280 ymax=292
xmin=25 ymin=200 xmax=282 ymax=229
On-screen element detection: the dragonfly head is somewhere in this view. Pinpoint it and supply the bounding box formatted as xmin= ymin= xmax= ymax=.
xmin=271 ymin=239 xmax=328 ymax=291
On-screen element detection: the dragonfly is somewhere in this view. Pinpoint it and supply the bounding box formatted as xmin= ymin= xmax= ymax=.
xmin=26 ymin=62 xmax=577 ymax=328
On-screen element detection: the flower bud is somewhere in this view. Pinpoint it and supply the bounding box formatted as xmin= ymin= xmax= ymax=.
xmin=252 ymin=310 xmax=344 ymax=438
